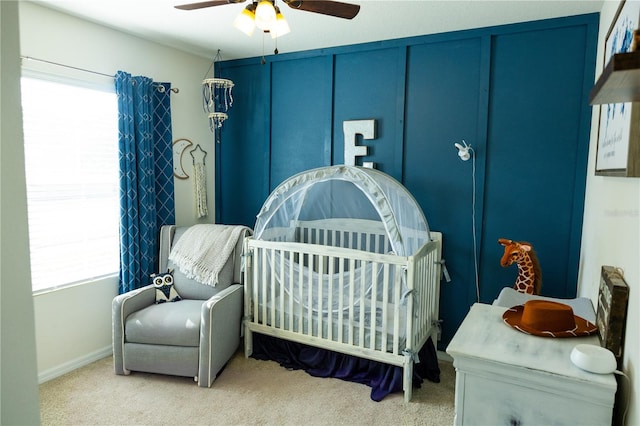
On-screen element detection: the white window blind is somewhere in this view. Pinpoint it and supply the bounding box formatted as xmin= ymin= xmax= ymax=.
xmin=21 ymin=75 xmax=120 ymax=293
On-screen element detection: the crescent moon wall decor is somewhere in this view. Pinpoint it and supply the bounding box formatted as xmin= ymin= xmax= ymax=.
xmin=172 ymin=138 xmax=193 ymax=179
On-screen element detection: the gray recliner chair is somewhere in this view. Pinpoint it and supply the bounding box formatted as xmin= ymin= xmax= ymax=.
xmin=112 ymin=224 xmax=250 ymax=387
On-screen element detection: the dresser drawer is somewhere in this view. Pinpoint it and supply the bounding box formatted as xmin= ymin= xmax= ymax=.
xmin=456 ymin=370 xmax=614 ymax=425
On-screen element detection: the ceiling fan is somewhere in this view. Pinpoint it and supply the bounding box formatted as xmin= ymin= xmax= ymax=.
xmin=175 ymin=0 xmax=361 ymax=21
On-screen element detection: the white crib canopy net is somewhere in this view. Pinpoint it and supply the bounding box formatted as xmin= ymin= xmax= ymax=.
xmin=254 ymin=165 xmax=430 ymax=256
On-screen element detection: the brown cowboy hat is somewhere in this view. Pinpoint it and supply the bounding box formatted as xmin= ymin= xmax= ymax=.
xmin=502 ymin=300 xmax=597 ymax=338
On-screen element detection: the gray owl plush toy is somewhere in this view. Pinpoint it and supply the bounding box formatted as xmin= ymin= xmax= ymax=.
xmin=151 ymin=269 xmax=181 ymax=303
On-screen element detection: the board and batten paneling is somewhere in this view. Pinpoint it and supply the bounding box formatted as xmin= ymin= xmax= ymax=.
xmin=332 ymin=47 xmax=406 ymax=179
xmin=215 ymin=62 xmax=270 ymax=227
xmin=480 ymin=21 xmax=597 ymax=304
xmin=403 ymin=35 xmax=489 ymax=344
xmin=270 ymin=56 xmax=333 ymax=189
xmin=217 ymin=13 xmax=598 ymax=347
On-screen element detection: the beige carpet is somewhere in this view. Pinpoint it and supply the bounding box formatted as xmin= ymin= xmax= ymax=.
xmin=39 ymin=349 xmax=456 ymax=425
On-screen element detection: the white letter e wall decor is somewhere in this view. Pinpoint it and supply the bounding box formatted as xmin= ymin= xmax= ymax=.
xmin=343 ymin=119 xmax=376 ymax=168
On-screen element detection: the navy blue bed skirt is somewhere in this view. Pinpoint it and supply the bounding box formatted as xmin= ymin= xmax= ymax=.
xmin=250 ymin=333 xmax=441 ymax=401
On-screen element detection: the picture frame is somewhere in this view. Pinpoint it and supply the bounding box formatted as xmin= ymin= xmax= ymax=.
xmin=596 ymin=266 xmax=629 ymax=365
xmin=595 ymin=0 xmax=640 ymax=177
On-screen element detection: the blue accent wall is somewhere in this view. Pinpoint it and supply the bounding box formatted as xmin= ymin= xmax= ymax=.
xmin=215 ymin=62 xmax=269 ymax=227
xmin=217 ymin=14 xmax=599 ymax=347
xmin=270 ymin=56 xmax=332 ymax=188
xmin=333 ymin=48 xmax=406 ymax=178
xmin=403 ymin=35 xmax=489 ymax=334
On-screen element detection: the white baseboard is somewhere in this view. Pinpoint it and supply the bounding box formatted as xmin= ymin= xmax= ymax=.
xmin=37 ymin=347 xmax=452 ymax=383
xmin=437 ymin=350 xmax=453 ymax=363
xmin=38 ymin=346 xmax=112 ymax=384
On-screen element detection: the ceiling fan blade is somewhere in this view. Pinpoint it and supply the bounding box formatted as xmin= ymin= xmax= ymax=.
xmin=175 ymin=0 xmax=244 ymax=11
xmin=284 ymin=0 xmax=360 ymax=19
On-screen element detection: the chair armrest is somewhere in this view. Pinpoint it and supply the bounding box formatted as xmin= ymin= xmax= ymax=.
xmin=199 ymin=284 xmax=244 ymax=387
xmin=112 ymin=285 xmax=155 ymax=375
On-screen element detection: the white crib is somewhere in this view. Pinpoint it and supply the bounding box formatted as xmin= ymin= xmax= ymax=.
xmin=243 ymin=218 xmax=442 ymax=402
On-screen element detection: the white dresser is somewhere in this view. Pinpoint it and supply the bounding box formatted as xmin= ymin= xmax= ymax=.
xmin=446 ymin=303 xmax=617 ymax=425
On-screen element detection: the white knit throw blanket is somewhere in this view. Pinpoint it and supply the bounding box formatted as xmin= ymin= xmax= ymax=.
xmin=168 ymin=224 xmax=248 ymax=287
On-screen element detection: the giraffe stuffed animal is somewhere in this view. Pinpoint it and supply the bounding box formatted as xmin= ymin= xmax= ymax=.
xmin=498 ymin=238 xmax=542 ymax=295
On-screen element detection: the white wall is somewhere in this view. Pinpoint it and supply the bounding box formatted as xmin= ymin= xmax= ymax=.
xmin=580 ymin=2 xmax=640 ymax=425
xmin=19 ymin=2 xmax=215 ymax=379
xmin=0 ymin=1 xmax=41 ymax=423
xmin=33 ymin=279 xmax=117 ymax=381
xmin=20 ymin=2 xmax=216 ymax=228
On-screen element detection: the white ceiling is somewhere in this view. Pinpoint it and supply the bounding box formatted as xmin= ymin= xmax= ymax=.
xmin=32 ymin=0 xmax=604 ymax=61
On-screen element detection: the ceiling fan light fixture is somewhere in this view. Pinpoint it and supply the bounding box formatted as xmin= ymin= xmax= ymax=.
xmin=233 ymin=3 xmax=256 ymax=36
xmin=270 ymin=6 xmax=290 ymax=38
xmin=255 ymin=0 xmax=276 ymax=31
xmin=178 ymin=0 xmax=362 ymax=53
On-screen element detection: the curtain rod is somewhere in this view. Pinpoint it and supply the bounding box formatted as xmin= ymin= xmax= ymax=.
xmin=20 ymin=56 xmax=179 ymax=93
xmin=21 ymin=55 xmax=114 ymax=78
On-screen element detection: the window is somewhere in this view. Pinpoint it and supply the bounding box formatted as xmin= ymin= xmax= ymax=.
xmin=21 ymin=73 xmax=119 ymax=293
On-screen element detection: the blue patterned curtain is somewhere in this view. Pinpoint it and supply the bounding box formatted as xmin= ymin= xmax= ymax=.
xmin=116 ymin=71 xmax=175 ymax=294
